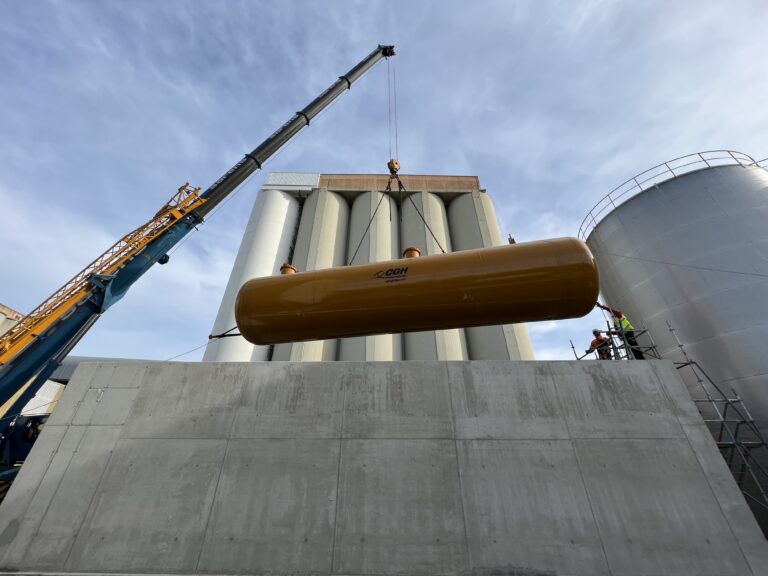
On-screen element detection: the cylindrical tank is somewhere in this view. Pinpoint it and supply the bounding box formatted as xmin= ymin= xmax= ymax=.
xmin=338 ymin=191 xmax=403 ymax=360
xmin=401 ymin=191 xmax=467 ymax=360
xmin=448 ymin=191 xmax=535 ymax=360
xmin=272 ymin=189 xmax=349 ymax=361
xmin=586 ymin=160 xmax=768 ymax=436
xmin=203 ymin=189 xmax=299 ymax=362
xmin=235 ymin=238 xmax=599 ymax=345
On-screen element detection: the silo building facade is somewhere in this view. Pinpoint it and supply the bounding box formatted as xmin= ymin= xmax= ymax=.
xmin=582 ymin=151 xmax=768 ymax=435
xmin=204 ymin=172 xmax=534 ymax=362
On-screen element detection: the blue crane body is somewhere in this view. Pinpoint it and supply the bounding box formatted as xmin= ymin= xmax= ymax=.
xmin=0 ymin=45 xmax=395 ymax=471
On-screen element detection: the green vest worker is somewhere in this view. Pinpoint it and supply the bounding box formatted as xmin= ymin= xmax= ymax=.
xmin=596 ymin=303 xmax=645 ymax=360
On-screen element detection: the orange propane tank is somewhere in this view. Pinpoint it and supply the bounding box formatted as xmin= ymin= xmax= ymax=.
xmin=235 ymin=237 xmax=599 ymax=345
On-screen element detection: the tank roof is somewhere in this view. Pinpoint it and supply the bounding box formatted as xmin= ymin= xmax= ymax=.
xmin=579 ymin=150 xmax=760 ymax=240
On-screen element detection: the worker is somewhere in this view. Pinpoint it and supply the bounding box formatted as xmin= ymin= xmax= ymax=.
xmin=585 ymin=328 xmax=612 ymax=360
xmin=596 ymin=303 xmax=645 ymax=359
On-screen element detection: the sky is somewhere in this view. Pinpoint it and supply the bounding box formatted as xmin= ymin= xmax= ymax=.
xmin=1 ymin=0 xmax=767 ymax=361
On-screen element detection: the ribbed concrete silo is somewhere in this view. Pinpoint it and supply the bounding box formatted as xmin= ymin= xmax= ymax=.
xmin=338 ymin=191 xmax=402 ymax=360
xmin=400 ymin=191 xmax=468 ymax=360
xmin=583 ymin=152 xmax=768 ymax=436
xmin=203 ymin=189 xmax=299 ymax=362
xmin=272 ymin=188 xmax=349 ymax=361
xmin=448 ymin=191 xmax=535 ymax=360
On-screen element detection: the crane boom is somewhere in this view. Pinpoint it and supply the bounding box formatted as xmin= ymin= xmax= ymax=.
xmin=0 ymin=44 xmax=395 ymax=420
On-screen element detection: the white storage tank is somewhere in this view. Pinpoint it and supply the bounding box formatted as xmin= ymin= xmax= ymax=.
xmin=338 ymin=191 xmax=403 ymax=360
xmin=400 ymin=191 xmax=468 ymax=360
xmin=584 ymin=152 xmax=768 ymax=437
xmin=272 ymin=188 xmax=349 ymax=361
xmin=203 ymin=189 xmax=299 ymax=362
xmin=448 ymin=191 xmax=534 ymax=360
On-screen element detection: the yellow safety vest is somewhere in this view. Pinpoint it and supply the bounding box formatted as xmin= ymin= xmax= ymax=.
xmin=614 ymin=315 xmax=634 ymax=332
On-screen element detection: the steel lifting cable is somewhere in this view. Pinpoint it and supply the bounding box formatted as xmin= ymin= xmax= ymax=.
xmin=386 ymin=58 xmax=443 ymax=253
xmin=347 ymin=185 xmax=392 ymax=266
xmin=348 ymin=56 xmax=401 ymax=266
xmin=393 ymin=58 xmax=399 ymax=160
xmin=387 ymin=57 xmax=393 ymax=160
xmin=163 ymin=326 xmax=241 ymax=362
xmin=403 ymin=185 xmax=447 ymax=254
xmin=386 ymin=57 xmax=401 ymax=170
xmin=209 ymin=326 xmax=241 ymax=339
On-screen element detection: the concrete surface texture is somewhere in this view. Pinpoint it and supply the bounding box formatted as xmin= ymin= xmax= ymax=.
xmin=0 ymin=360 xmax=767 ymax=576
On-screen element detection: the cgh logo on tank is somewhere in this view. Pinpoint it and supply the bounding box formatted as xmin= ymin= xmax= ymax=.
xmin=374 ymin=266 xmax=409 ymax=283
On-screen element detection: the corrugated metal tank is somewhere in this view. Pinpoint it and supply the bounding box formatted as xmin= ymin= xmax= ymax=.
xmin=586 ymin=161 xmax=768 ymax=435
xmin=338 ymin=191 xmax=402 ymax=360
xmin=400 ymin=191 xmax=468 ymax=360
xmin=272 ymin=189 xmax=349 ymax=361
xmin=203 ymin=189 xmax=299 ymax=362
xmin=448 ymin=191 xmax=535 ymax=360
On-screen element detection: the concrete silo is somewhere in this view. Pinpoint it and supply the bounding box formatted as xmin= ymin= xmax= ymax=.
xmin=203 ymin=172 xmax=534 ymax=362
xmin=272 ymin=188 xmax=349 ymax=361
xmin=401 ymin=191 xmax=468 ymax=360
xmin=582 ymin=151 xmax=768 ymax=434
xmin=203 ymin=187 xmax=300 ymax=362
xmin=448 ymin=191 xmax=534 ymax=360
xmin=338 ymin=191 xmax=402 ymax=361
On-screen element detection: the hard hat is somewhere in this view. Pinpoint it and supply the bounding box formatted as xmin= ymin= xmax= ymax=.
xmin=592 ymin=328 xmax=601 ymax=334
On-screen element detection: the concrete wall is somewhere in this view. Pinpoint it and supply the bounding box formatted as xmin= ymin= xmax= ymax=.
xmin=1 ymin=360 xmax=766 ymax=575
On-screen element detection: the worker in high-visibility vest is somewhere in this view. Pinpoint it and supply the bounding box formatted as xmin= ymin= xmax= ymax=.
xmin=596 ymin=303 xmax=645 ymax=359
xmin=585 ymin=328 xmax=612 ymax=360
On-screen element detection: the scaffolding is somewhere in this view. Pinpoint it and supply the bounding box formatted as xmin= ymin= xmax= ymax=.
xmin=570 ymin=321 xmax=661 ymax=361
xmin=570 ymin=318 xmax=768 ymax=519
xmin=665 ymin=321 xmax=768 ymax=515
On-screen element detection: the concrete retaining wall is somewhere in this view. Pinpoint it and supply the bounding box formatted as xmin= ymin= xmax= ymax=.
xmin=0 ymin=360 xmax=766 ymax=575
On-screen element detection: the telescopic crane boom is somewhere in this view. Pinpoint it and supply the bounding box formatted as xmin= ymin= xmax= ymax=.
xmin=0 ymin=44 xmax=395 ymax=421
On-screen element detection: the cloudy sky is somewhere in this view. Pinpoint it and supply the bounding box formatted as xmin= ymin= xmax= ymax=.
xmin=1 ymin=1 xmax=766 ymax=361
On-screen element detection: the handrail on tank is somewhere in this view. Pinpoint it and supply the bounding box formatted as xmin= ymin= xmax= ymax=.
xmin=578 ymin=150 xmax=758 ymax=240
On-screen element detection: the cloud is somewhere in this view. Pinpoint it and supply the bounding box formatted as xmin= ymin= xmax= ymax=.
xmin=1 ymin=0 xmax=766 ymax=362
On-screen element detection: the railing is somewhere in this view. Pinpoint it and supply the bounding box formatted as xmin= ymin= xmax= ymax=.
xmin=578 ymin=150 xmax=758 ymax=240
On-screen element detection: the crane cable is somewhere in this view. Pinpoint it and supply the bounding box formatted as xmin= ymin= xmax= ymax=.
xmin=387 ymin=57 xmax=400 ymax=161
xmin=393 ymin=58 xmax=399 ymax=160
xmin=350 ymin=56 xmax=446 ymax=264
xmin=168 ymin=55 xmax=444 ymax=359
xmin=386 ymin=58 xmax=445 ymax=253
